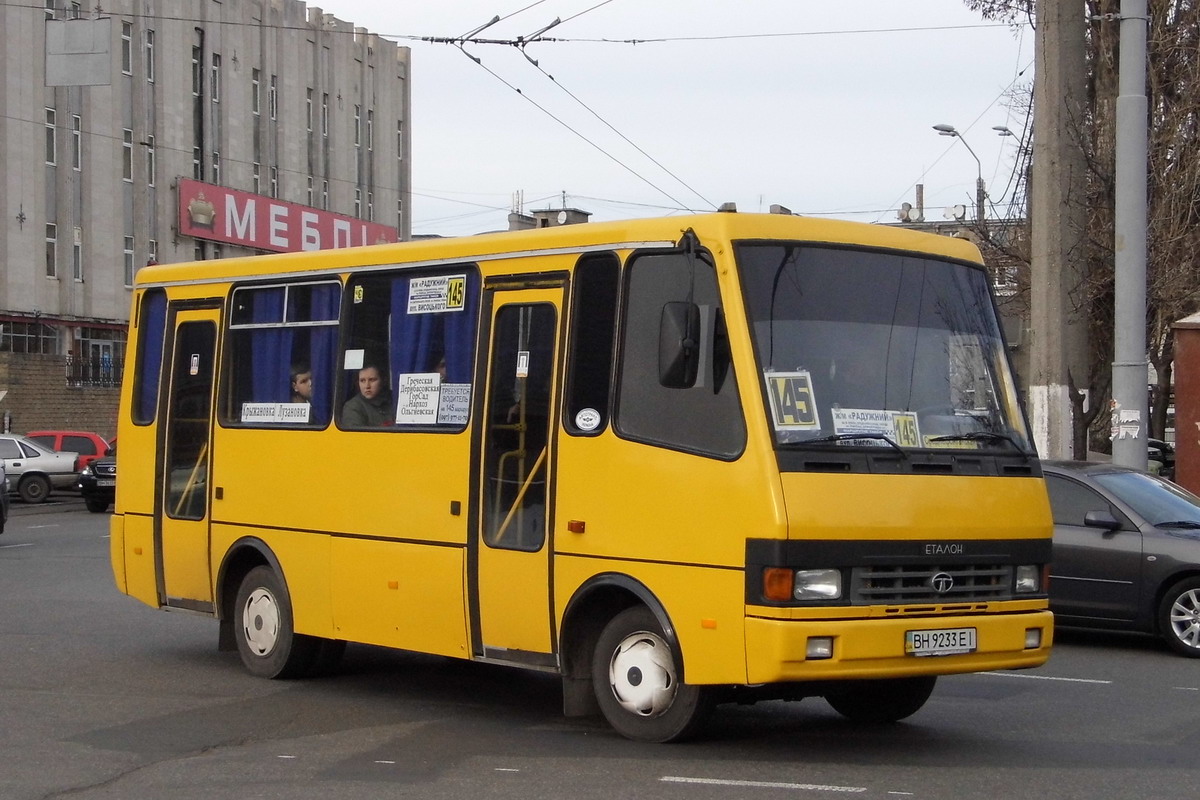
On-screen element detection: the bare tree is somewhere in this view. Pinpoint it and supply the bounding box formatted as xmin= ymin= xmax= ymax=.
xmin=967 ymin=0 xmax=1200 ymax=448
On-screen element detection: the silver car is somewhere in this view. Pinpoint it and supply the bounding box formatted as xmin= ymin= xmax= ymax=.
xmin=0 ymin=435 xmax=78 ymax=504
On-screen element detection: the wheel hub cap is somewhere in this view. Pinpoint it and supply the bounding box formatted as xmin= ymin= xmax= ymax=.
xmin=242 ymin=588 xmax=280 ymax=657
xmin=608 ymin=632 xmax=676 ymax=717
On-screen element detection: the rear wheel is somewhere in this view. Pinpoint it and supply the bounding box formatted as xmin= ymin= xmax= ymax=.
xmin=825 ymin=676 xmax=937 ymax=723
xmin=18 ymin=474 xmax=50 ymax=504
xmin=592 ymin=606 xmax=711 ymax=742
xmin=233 ymin=566 xmax=317 ymax=678
xmin=1158 ymin=577 xmax=1200 ymax=657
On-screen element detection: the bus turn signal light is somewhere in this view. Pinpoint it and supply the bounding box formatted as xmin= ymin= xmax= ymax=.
xmin=763 ymin=568 xmax=793 ymax=602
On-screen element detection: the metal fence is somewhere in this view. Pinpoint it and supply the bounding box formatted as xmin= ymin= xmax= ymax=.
xmin=65 ymin=354 xmax=124 ymax=387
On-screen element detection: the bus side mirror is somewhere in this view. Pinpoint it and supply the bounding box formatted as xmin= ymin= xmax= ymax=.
xmin=659 ymin=301 xmax=700 ymax=388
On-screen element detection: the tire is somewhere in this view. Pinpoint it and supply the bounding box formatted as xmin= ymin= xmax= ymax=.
xmin=825 ymin=676 xmax=937 ymax=723
xmin=591 ymin=606 xmax=711 ymax=742
xmin=233 ymin=565 xmax=318 ymax=678
xmin=1158 ymin=577 xmax=1200 ymax=657
xmin=18 ymin=474 xmax=50 ymax=504
xmin=84 ymin=496 xmax=110 ymax=513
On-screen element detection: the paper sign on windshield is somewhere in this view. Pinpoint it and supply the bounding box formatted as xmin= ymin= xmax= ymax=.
xmin=765 ymin=370 xmax=821 ymax=432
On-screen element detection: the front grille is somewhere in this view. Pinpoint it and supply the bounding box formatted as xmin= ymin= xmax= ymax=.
xmin=851 ymin=563 xmax=1013 ymax=604
xmin=93 ymin=462 xmax=116 ymax=478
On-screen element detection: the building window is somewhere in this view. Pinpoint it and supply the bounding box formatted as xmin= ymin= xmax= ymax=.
xmin=211 ymin=151 xmax=220 ymax=185
xmin=269 ymin=75 xmax=277 ymax=120
xmin=270 ymin=166 xmax=278 ymax=198
xmin=45 ymin=223 xmax=57 ymax=278
xmin=322 ymin=179 xmax=329 ymax=210
xmin=367 ymin=110 xmax=373 ymax=151
xmin=367 ymin=191 xmax=374 ymax=221
xmin=146 ymin=134 xmax=156 ymax=186
xmin=193 ymin=146 xmax=202 ymax=179
xmin=148 ymin=239 xmax=157 ymax=265
xmin=44 ymin=0 xmax=54 ymax=20
xmin=211 ymin=53 xmax=221 ymax=103
xmin=306 ymin=88 xmax=313 ymax=131
xmin=397 ymin=198 xmax=403 ymax=226
xmin=69 ymin=1 xmax=79 ymax=19
xmin=71 ymin=114 xmax=81 ymax=170
xmin=251 ymin=69 xmax=260 ymax=115
xmin=321 ymin=93 xmax=328 ymax=136
xmin=396 ymin=120 xmax=404 ymax=161
xmin=122 ymin=129 xmax=133 ymax=181
xmin=124 ymin=236 xmax=134 ymax=286
xmin=145 ymin=29 xmax=155 ymax=82
xmin=354 ymin=188 xmax=362 ymax=218
xmin=307 ymin=176 xmax=314 ymax=206
xmin=353 ymin=105 xmax=361 ymax=146
xmin=45 ymin=108 xmax=56 ymax=165
xmin=73 ymin=240 xmax=83 ymax=282
xmin=252 ymin=163 xmax=261 ymax=194
xmin=121 ymin=21 xmax=132 ymax=75
xmin=191 ymin=46 xmax=201 ymax=96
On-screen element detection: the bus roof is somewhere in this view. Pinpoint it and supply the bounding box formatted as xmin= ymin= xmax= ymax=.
xmin=136 ymin=211 xmax=984 ymax=288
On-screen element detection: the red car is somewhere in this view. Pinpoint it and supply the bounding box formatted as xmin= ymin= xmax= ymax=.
xmin=25 ymin=430 xmax=111 ymax=472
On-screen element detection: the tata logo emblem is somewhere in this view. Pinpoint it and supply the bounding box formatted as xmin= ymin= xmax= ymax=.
xmin=929 ymin=572 xmax=955 ymax=594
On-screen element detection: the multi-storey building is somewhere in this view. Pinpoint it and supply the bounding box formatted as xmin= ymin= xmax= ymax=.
xmin=0 ymin=0 xmax=411 ymax=380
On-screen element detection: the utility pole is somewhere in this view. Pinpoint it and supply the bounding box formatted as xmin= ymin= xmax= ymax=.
xmin=1110 ymin=0 xmax=1149 ymax=470
xmin=1029 ymin=0 xmax=1089 ymax=459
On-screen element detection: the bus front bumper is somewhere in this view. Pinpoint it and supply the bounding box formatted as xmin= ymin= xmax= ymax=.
xmin=744 ymin=609 xmax=1053 ymax=684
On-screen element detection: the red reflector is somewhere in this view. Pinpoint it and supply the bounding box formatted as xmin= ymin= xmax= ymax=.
xmin=567 ymin=520 xmax=585 ymax=533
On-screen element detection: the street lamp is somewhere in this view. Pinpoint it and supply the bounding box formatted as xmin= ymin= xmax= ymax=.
xmin=933 ymin=123 xmax=986 ymax=224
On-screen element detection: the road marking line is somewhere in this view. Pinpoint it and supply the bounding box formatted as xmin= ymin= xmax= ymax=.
xmin=887 ymin=793 xmax=915 ymax=797
xmin=375 ymin=760 xmax=396 ymax=764
xmin=981 ymin=671 xmax=1111 ymax=684
xmin=1173 ymin=687 xmax=1199 ymax=692
xmin=495 ymin=768 xmax=520 ymax=772
xmin=277 ymin=755 xmax=296 ymax=759
xmin=661 ymin=777 xmax=866 ymax=793
xmin=0 ymin=543 xmax=35 ymax=549
xmin=27 ymin=525 xmax=59 ymax=529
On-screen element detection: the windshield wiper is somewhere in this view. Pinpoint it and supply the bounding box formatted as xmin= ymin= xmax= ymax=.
xmin=803 ymin=433 xmax=908 ymax=458
xmin=1153 ymin=520 xmax=1200 ymax=529
xmin=928 ymin=431 xmax=1031 ymax=460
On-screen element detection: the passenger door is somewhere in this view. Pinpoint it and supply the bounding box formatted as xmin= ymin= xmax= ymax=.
xmin=471 ymin=284 xmax=563 ymax=667
xmin=156 ymin=305 xmax=220 ymax=610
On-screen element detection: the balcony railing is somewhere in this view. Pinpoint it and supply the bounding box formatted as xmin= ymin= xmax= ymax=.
xmin=66 ymin=354 xmax=124 ymax=388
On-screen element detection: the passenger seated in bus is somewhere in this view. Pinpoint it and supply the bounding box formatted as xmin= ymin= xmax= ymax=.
xmin=290 ymin=363 xmax=312 ymax=404
xmin=342 ymin=363 xmax=393 ymax=427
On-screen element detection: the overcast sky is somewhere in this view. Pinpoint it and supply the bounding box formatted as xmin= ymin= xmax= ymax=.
xmin=320 ymin=1 xmax=1033 ymax=236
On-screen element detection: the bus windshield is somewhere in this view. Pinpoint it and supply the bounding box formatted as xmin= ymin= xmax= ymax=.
xmin=736 ymin=242 xmax=1032 ymax=453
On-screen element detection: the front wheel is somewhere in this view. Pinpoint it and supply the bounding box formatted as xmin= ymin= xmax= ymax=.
xmin=84 ymin=496 xmax=110 ymax=513
xmin=592 ymin=606 xmax=711 ymax=742
xmin=1158 ymin=577 xmax=1200 ymax=657
xmin=825 ymin=676 xmax=937 ymax=723
xmin=18 ymin=474 xmax=50 ymax=504
xmin=233 ymin=565 xmax=317 ymax=678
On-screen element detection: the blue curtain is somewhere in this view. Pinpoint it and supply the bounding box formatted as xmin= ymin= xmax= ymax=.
xmin=136 ymin=290 xmax=167 ymax=422
xmin=250 ymin=288 xmax=290 ymax=402
xmin=388 ymin=273 xmax=479 ymax=387
xmin=307 ymin=284 xmax=340 ymax=423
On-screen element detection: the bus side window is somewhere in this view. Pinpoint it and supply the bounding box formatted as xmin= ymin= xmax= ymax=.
xmin=132 ymin=289 xmax=167 ymax=424
xmin=564 ymin=252 xmax=619 ymax=435
xmin=340 ymin=268 xmax=479 ymax=430
xmin=615 ymin=251 xmax=745 ymax=458
xmin=224 ymin=281 xmax=340 ymax=427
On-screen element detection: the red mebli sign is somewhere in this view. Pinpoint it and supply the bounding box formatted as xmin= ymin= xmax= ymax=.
xmin=177 ymin=178 xmax=399 ymax=253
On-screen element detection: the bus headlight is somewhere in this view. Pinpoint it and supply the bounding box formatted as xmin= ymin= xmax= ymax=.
xmin=1015 ymin=564 xmax=1041 ymax=593
xmin=794 ymin=569 xmax=842 ymax=601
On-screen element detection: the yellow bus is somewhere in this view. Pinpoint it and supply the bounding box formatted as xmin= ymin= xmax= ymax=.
xmin=110 ymin=210 xmax=1052 ymax=742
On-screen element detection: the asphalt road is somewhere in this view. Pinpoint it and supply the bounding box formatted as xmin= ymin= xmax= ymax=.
xmin=2 ymin=499 xmax=1197 ymax=799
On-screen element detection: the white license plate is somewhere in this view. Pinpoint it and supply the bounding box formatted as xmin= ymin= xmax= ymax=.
xmin=905 ymin=627 xmax=977 ymax=656
xmin=96 ymin=479 xmax=115 ymax=487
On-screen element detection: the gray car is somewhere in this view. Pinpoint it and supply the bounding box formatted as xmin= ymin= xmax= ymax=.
xmin=0 ymin=435 xmax=79 ymax=504
xmin=1044 ymin=460 xmax=1200 ymax=657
